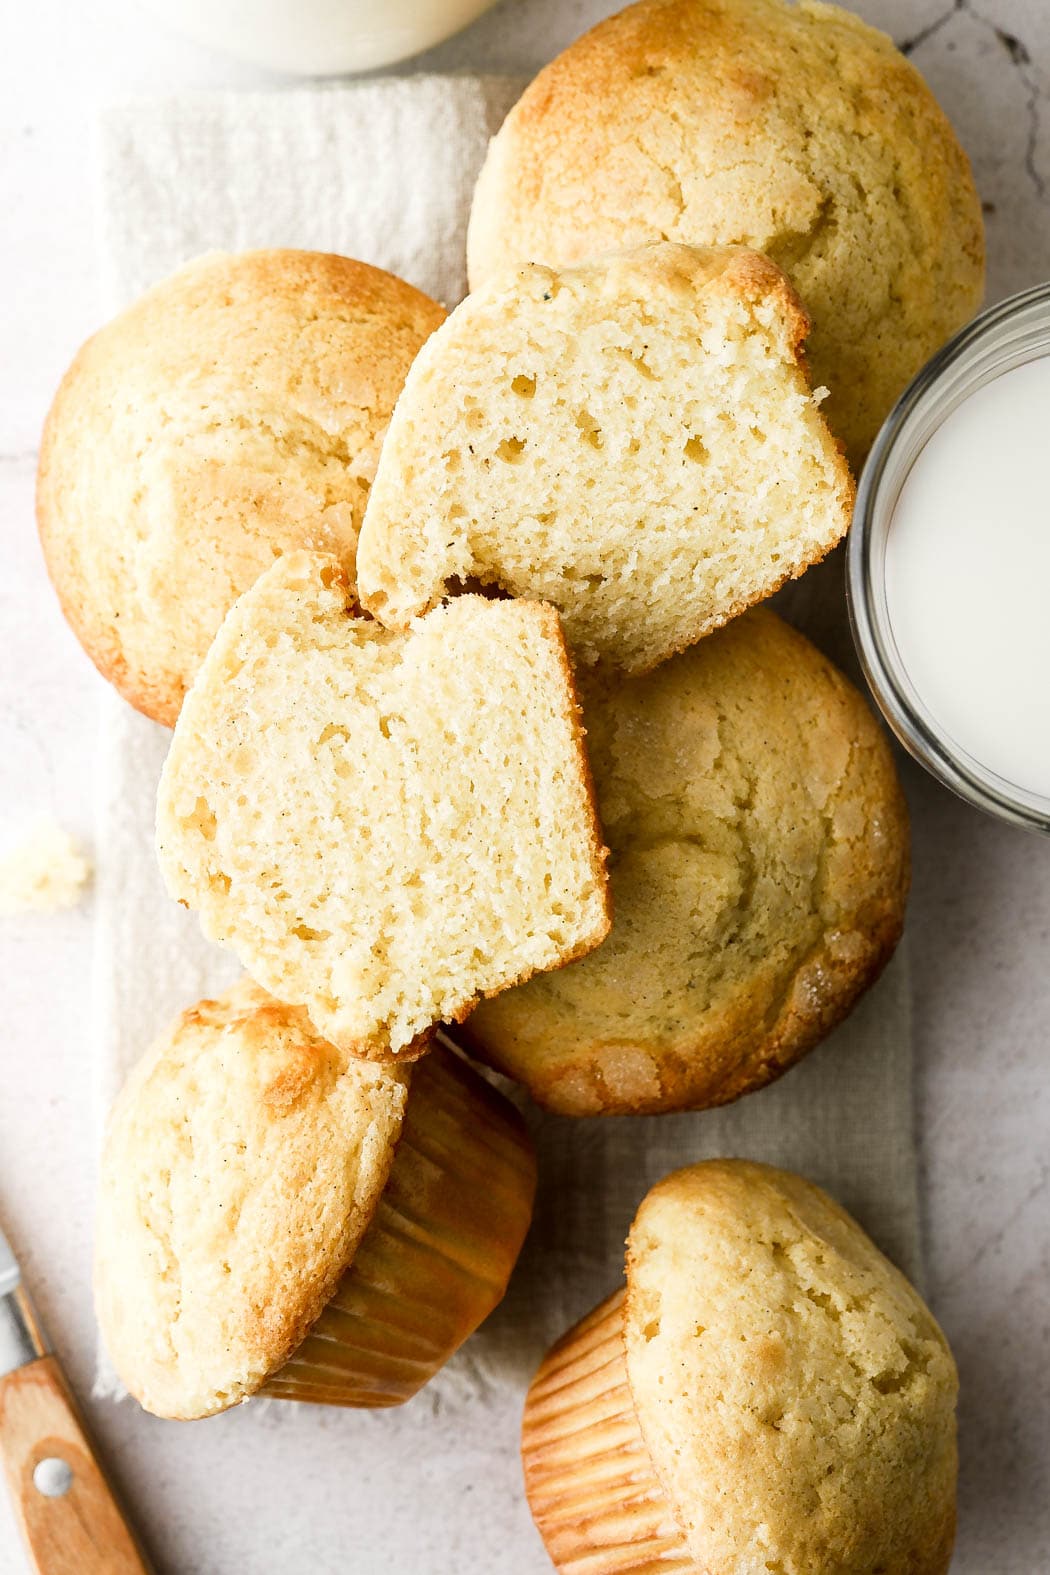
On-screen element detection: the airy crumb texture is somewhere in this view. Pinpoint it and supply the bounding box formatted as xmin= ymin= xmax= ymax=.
xmin=624 ymin=1161 xmax=958 ymax=1575
xmin=94 ymin=978 xmax=410 ymax=1420
xmin=466 ymin=0 xmax=985 ymax=466
xmin=157 ymin=551 xmax=610 ymax=1057
xmin=0 ymin=820 xmax=91 ymax=915
xmin=461 ymin=609 xmax=908 ymax=1115
xmin=357 ymin=243 xmax=853 ymax=673
xmin=37 ymin=249 xmax=445 ymax=726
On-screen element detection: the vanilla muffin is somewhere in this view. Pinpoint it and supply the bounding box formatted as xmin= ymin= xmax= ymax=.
xmin=95 ymin=979 xmax=536 ymax=1420
xmin=461 ymin=609 xmax=908 ymax=1115
xmin=467 ymin=0 xmax=985 ymax=466
xmin=357 ymin=243 xmax=853 ymax=674
xmin=523 ymin=1160 xmax=958 ymax=1575
xmin=157 ymin=551 xmax=610 ymax=1059
xmin=37 ymin=250 xmax=445 ymax=725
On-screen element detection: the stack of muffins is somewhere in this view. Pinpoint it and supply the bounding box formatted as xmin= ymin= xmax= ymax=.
xmin=37 ymin=1 xmax=983 ymax=1569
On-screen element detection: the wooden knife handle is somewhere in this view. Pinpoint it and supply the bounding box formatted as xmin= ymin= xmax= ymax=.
xmin=0 ymin=1355 xmax=151 ymax=1574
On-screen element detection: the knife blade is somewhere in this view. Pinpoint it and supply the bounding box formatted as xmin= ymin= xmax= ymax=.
xmin=0 ymin=1217 xmax=152 ymax=1574
xmin=0 ymin=1223 xmax=46 ymax=1380
xmin=0 ymin=1227 xmax=17 ymax=1298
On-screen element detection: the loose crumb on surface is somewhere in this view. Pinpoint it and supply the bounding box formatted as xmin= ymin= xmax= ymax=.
xmin=0 ymin=820 xmax=92 ymax=915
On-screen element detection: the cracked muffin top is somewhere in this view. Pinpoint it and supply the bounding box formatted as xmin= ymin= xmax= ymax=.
xmin=623 ymin=1160 xmax=959 ymax=1575
xmin=467 ymin=0 xmax=985 ymax=467
xmin=460 ymin=607 xmax=909 ymax=1114
xmin=94 ymin=977 xmax=410 ymax=1419
xmin=37 ymin=249 xmax=445 ymax=726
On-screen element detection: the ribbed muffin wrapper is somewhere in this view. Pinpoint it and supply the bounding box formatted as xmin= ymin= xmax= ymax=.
xmin=522 ymin=1288 xmax=696 ymax=1575
xmin=262 ymin=1041 xmax=537 ymax=1407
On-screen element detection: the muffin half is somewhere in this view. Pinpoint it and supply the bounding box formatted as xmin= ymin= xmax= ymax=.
xmin=357 ymin=243 xmax=853 ymax=675
xmin=523 ymin=1160 xmax=958 ymax=1575
xmin=95 ymin=979 xmax=536 ymax=1419
xmin=156 ymin=551 xmax=610 ymax=1060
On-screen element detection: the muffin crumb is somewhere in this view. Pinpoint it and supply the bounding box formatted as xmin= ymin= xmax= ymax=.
xmin=0 ymin=820 xmax=91 ymax=914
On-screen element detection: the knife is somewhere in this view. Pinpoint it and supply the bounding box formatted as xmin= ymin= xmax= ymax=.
xmin=0 ymin=1221 xmax=151 ymax=1574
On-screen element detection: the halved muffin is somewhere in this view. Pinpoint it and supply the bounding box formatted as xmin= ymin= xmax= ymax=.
xmin=357 ymin=243 xmax=853 ymax=673
xmin=156 ymin=550 xmax=610 ymax=1058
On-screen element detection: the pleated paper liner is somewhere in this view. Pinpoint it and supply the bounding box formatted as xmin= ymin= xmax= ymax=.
xmin=263 ymin=1040 xmax=537 ymax=1407
xmin=522 ymin=1288 xmax=696 ymax=1575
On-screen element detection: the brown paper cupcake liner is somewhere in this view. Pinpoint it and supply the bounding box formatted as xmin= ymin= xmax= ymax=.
xmin=522 ymin=1289 xmax=696 ymax=1575
xmin=263 ymin=1041 xmax=537 ymax=1407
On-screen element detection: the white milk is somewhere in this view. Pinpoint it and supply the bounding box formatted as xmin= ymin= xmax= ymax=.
xmin=884 ymin=356 xmax=1050 ymax=797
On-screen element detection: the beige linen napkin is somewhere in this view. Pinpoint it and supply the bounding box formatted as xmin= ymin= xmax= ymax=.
xmin=92 ymin=80 xmax=920 ymax=1409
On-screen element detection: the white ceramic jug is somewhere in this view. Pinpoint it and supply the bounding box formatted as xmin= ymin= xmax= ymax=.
xmin=136 ymin=0 xmax=502 ymax=74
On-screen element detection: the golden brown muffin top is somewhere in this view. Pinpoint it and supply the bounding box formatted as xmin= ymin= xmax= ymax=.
xmin=467 ymin=0 xmax=984 ymax=464
xmin=624 ymin=1160 xmax=958 ymax=1575
xmin=463 ymin=608 xmax=909 ymax=1115
xmin=38 ymin=249 xmax=445 ymax=725
xmin=94 ymin=978 xmax=410 ymax=1419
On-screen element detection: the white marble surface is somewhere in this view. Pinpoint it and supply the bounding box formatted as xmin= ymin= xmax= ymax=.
xmin=0 ymin=1 xmax=1048 ymax=1570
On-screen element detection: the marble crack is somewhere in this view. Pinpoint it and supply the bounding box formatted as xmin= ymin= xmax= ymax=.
xmin=1023 ymin=83 xmax=1047 ymax=200
xmin=899 ymin=1 xmax=962 ymax=58
xmin=940 ymin=1163 xmax=1049 ymax=1291
xmin=902 ymin=2 xmax=1048 ymax=200
xmin=968 ymin=1 xmax=1048 ymax=199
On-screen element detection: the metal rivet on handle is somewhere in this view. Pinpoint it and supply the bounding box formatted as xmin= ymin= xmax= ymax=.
xmin=33 ymin=1457 xmax=73 ymax=1498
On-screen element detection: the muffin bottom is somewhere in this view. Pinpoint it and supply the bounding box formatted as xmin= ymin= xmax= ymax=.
xmin=522 ymin=1289 xmax=695 ymax=1574
xmin=263 ymin=1042 xmax=536 ymax=1406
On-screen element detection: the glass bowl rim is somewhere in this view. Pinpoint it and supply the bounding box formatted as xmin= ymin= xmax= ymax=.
xmin=846 ymin=281 xmax=1050 ymax=834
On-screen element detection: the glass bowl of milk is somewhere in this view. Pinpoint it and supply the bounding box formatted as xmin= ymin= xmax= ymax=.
xmin=848 ymin=282 xmax=1050 ymax=832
